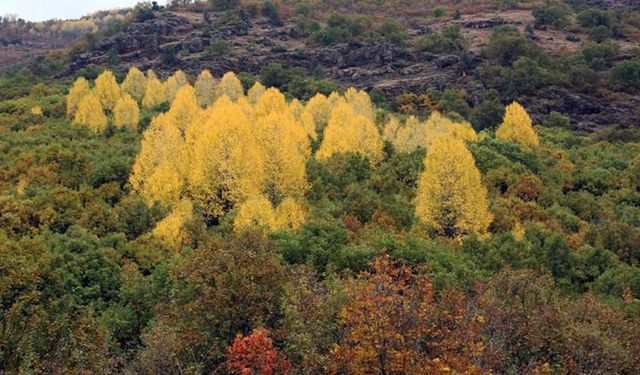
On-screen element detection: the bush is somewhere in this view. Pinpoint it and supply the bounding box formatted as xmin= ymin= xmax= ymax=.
xmin=485 ymin=26 xmax=534 ymax=66
xmin=471 ymin=90 xmax=505 ymax=131
xmin=588 ymin=25 xmax=613 ymax=42
xmin=544 ymin=111 xmax=571 ymax=128
xmin=416 ymin=26 xmax=464 ymax=54
xmin=577 ymin=8 xmax=613 ymax=29
xmin=309 ymin=13 xmax=367 ymax=46
xmin=206 ymin=39 xmax=232 ymax=58
xmin=568 ymin=65 xmax=600 ymax=93
xmin=582 ymin=41 xmax=618 ymax=70
xmin=209 ymin=0 xmax=239 ymax=11
xmin=532 ymin=0 xmax=570 ymax=29
xmin=160 ymin=46 xmax=178 ymax=66
xmin=261 ymin=1 xmax=282 ymax=26
xmin=611 ymin=59 xmax=640 ymax=94
xmin=376 ymin=20 xmax=408 ymax=48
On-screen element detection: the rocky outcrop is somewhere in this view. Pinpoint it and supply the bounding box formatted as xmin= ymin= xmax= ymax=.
xmin=63 ymin=8 xmax=640 ymax=132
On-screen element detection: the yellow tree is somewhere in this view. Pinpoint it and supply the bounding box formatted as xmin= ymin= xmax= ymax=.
xmin=130 ymin=113 xmax=185 ymax=208
xmin=247 ymin=82 xmax=267 ymax=104
xmin=164 ymin=76 xmax=181 ymax=104
xmin=233 ymin=195 xmax=276 ymax=232
xmin=74 ymin=94 xmax=108 ymax=133
xmin=152 ymin=199 xmax=194 ymax=247
xmin=274 ymin=197 xmax=307 ymax=231
xmin=255 ymin=111 xmax=309 ymax=204
xmin=394 ymin=112 xmax=477 ymax=153
xmin=219 ymin=71 xmax=244 ymax=101
xmin=414 ymin=136 xmax=492 ymax=238
xmin=301 ymin=93 xmax=331 ymax=139
xmin=94 ymin=70 xmax=121 ymax=111
xmin=166 ymin=85 xmax=201 ymax=134
xmin=113 ymin=94 xmax=140 ymax=131
xmin=66 ymin=76 xmax=91 ymax=117
xmin=142 ymin=74 xmax=166 ymax=109
xmin=496 ymin=102 xmax=539 ymax=148
xmin=344 ymin=87 xmax=375 ymax=121
xmin=186 ymin=97 xmax=264 ymax=218
xmin=194 ymin=70 xmax=218 ymax=108
xmin=121 ymin=67 xmax=147 ymax=102
xmin=316 ymin=100 xmax=384 ymax=165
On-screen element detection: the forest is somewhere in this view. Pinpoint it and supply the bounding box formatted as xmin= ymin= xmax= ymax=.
xmin=1 ymin=0 xmax=640 ymax=374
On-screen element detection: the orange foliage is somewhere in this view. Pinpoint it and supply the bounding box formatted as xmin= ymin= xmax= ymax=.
xmin=226 ymin=328 xmax=290 ymax=375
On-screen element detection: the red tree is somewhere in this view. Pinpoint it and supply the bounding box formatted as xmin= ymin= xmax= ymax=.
xmin=226 ymin=328 xmax=290 ymax=375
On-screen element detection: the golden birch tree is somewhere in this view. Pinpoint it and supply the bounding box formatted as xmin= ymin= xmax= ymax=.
xmin=66 ymin=76 xmax=91 ymax=117
xmin=94 ymin=70 xmax=121 ymax=111
xmin=496 ymin=102 xmax=539 ymax=148
xmin=121 ymin=67 xmax=147 ymax=102
xmin=113 ymin=94 xmax=140 ymax=131
xmin=194 ymin=70 xmax=218 ymax=108
xmin=219 ymin=71 xmax=244 ymax=101
xmin=74 ymin=94 xmax=108 ymax=133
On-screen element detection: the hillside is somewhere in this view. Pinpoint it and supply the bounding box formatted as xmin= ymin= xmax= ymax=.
xmin=1 ymin=1 xmax=640 ymax=374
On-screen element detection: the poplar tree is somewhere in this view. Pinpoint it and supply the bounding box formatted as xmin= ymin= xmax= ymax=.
xmin=113 ymin=94 xmax=140 ymax=131
xmin=316 ymin=100 xmax=384 ymax=165
xmin=130 ymin=113 xmax=185 ymax=207
xmin=66 ymin=77 xmax=91 ymax=117
xmin=496 ymin=101 xmax=540 ymax=148
xmin=121 ymin=67 xmax=147 ymax=102
xmin=194 ymin=70 xmax=218 ymax=108
xmin=233 ymin=195 xmax=276 ymax=232
xmin=247 ymin=82 xmax=267 ymax=104
xmin=219 ymin=71 xmax=244 ymax=101
xmin=74 ymin=94 xmax=108 ymax=133
xmin=142 ymin=74 xmax=166 ymax=109
xmin=414 ymin=136 xmax=492 ymax=238
xmin=94 ymin=70 xmax=121 ymax=111
xmin=186 ymin=97 xmax=264 ymax=218
xmin=167 ymin=85 xmax=201 ymax=134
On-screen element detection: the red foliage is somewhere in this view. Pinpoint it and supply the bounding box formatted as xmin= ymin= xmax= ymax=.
xmin=226 ymin=328 xmax=290 ymax=375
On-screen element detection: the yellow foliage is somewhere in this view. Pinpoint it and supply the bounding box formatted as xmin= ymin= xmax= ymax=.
xmin=247 ymin=82 xmax=267 ymax=104
xmin=414 ymin=136 xmax=492 ymax=238
xmin=94 ymin=70 xmax=121 ymax=111
xmin=142 ymin=74 xmax=166 ymax=109
xmin=254 ymin=87 xmax=289 ymax=118
xmin=194 ymin=70 xmax=218 ymax=108
xmin=113 ymin=94 xmax=140 ymax=131
xmin=344 ymin=87 xmax=375 ymax=121
xmin=167 ymin=85 xmax=201 ymax=134
xmin=186 ymin=97 xmax=264 ymax=218
xmin=30 ymin=106 xmax=43 ymax=116
xmin=152 ymin=199 xmax=193 ymax=247
xmin=496 ymin=102 xmax=540 ymax=148
xmin=393 ymin=111 xmax=477 ymax=153
xmin=173 ymin=70 xmax=189 ymax=87
xmin=130 ymin=113 xmax=185 ymax=207
xmin=73 ymin=94 xmax=108 ymax=132
xmin=274 ymin=197 xmax=307 ymax=231
xmin=233 ymin=195 xmax=276 ymax=232
xmin=301 ymin=93 xmax=331 ymax=139
xmin=66 ymin=77 xmax=91 ymax=117
xmin=255 ymin=111 xmax=309 ymax=204
xmin=163 ymin=76 xmax=181 ymax=104
xmin=316 ymin=100 xmax=384 ymax=165
xmin=219 ymin=71 xmax=244 ymax=101
xmin=382 ymin=117 xmax=400 ymax=143
xmin=121 ymin=67 xmax=147 ymax=102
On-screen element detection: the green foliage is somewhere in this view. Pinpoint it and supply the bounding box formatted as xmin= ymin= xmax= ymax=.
xmin=207 ymin=38 xmax=232 ymax=58
xmin=309 ymin=13 xmax=367 ymax=46
xmin=611 ymin=59 xmax=640 ymax=94
xmin=532 ymin=0 xmax=570 ymax=29
xmin=484 ymin=26 xmax=535 ymax=66
xmin=416 ymin=26 xmax=464 ymax=54
xmin=375 ymin=20 xmax=408 ymax=48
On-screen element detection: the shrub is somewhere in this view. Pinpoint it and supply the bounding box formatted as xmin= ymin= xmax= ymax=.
xmin=376 ymin=20 xmax=408 ymax=48
xmin=582 ymin=41 xmax=618 ymax=70
xmin=611 ymin=59 xmax=640 ymax=94
xmin=261 ymin=1 xmax=282 ymax=26
xmin=485 ymin=26 xmax=534 ymax=66
xmin=206 ymin=39 xmax=232 ymax=58
xmin=569 ymin=65 xmax=600 ymax=93
xmin=416 ymin=26 xmax=464 ymax=54
xmin=209 ymin=0 xmax=239 ymax=11
xmin=544 ymin=111 xmax=571 ymax=128
xmin=588 ymin=25 xmax=613 ymax=42
xmin=532 ymin=0 xmax=570 ymax=29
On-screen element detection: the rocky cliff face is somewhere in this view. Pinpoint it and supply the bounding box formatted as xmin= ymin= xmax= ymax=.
xmin=65 ymin=9 xmax=640 ymax=132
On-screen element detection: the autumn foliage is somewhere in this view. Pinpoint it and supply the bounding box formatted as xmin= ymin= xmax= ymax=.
xmin=226 ymin=328 xmax=290 ymax=375
xmin=333 ymin=255 xmax=486 ymax=374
